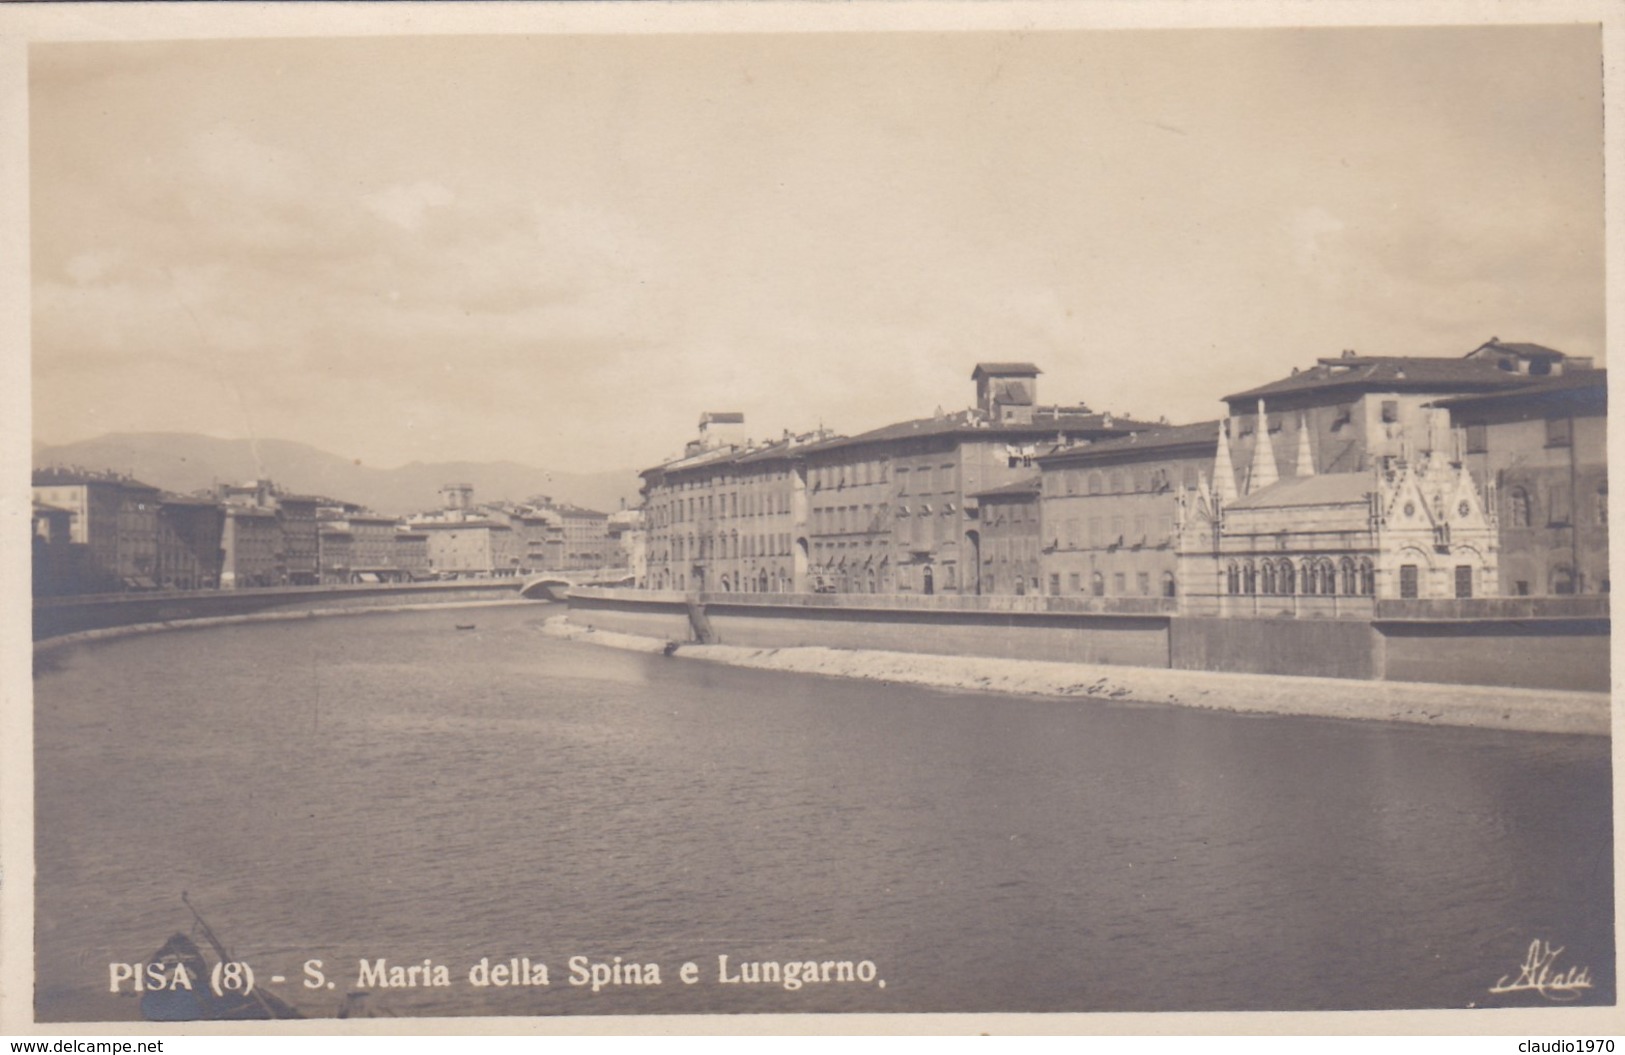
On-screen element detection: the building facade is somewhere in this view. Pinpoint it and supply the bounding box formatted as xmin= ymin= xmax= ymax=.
xmin=1035 ymin=421 xmax=1216 ymax=602
xmin=32 ymin=470 xmax=162 ymax=591
xmin=1436 ymin=369 xmax=1608 ymax=596
xmin=1176 ymin=408 xmax=1498 ymax=613
xmin=641 ymin=434 xmax=811 ymax=594
xmin=971 ymin=478 xmax=1042 ymax=595
xmin=799 ymin=364 xmax=1158 ymax=596
xmin=156 ymin=495 xmax=225 ymax=590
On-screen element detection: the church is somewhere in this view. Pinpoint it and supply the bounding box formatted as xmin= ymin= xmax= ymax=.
xmin=1175 ymin=400 xmax=1498 ymax=616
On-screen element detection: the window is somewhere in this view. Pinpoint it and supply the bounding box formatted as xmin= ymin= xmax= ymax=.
xmin=1242 ymin=561 xmax=1256 ymax=595
xmin=1279 ymin=559 xmax=1295 ymax=596
xmin=1464 ymin=424 xmax=1487 ymax=454
xmin=1089 ymin=472 xmax=1104 ymax=495
xmin=1137 ymin=572 xmax=1150 ymax=596
xmin=1399 ymin=564 xmax=1419 ymax=599
xmin=1548 ymin=483 xmax=1572 ymax=526
xmin=1509 ymin=487 xmax=1532 ymax=528
xmin=1545 ymin=417 xmax=1572 ymax=448
xmin=1261 ymin=561 xmax=1277 ymax=595
xmin=1454 ymin=565 xmax=1473 ymax=599
xmin=1065 ymin=471 xmax=1078 ymax=495
xmin=1113 ymin=572 xmax=1126 ymax=595
xmin=1069 ymin=572 xmax=1082 ymax=592
xmin=1092 ymin=571 xmax=1105 ymax=596
xmin=1381 ymin=400 xmax=1399 ymax=425
xmin=1162 ymin=571 xmax=1177 ymax=598
xmin=1088 ymin=518 xmax=1102 ymax=546
xmin=1513 ymin=579 xmax=1530 ymax=597
xmin=1049 ymin=573 xmax=1061 ymax=596
xmin=1599 ymin=483 xmax=1610 ymax=526
xmin=897 ymin=468 xmax=910 ymax=496
xmin=1551 ymin=564 xmax=1576 ymax=595
xmin=1226 ymin=562 xmax=1240 ymax=595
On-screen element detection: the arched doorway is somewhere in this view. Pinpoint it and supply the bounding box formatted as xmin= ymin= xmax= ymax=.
xmin=923 ymin=565 xmax=934 ymax=595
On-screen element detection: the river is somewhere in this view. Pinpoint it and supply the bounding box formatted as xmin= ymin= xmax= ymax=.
xmin=32 ymin=601 xmax=1613 ymax=1020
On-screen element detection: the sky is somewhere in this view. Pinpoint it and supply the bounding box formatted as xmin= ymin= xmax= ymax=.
xmin=28 ymin=24 xmax=1605 ymax=474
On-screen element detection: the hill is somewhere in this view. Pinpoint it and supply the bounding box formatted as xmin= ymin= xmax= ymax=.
xmin=31 ymin=433 xmax=643 ymax=515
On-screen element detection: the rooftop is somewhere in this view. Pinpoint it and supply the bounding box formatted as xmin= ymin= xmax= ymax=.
xmin=1040 ymin=420 xmax=1221 ymax=466
xmin=1224 ymin=356 xmax=1535 ymax=404
xmin=1430 ymin=368 xmax=1607 ymax=410
xmin=32 ymin=468 xmax=161 ymax=491
xmin=972 ymin=362 xmax=1041 ymax=379
xmin=810 ymin=407 xmax=1158 ymax=454
xmin=1227 ymin=472 xmax=1374 ymax=511
xmin=1466 ymin=338 xmax=1570 ymax=361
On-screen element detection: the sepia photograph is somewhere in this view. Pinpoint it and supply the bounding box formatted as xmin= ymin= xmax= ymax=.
xmin=4 ymin=1 xmax=1618 ymax=1037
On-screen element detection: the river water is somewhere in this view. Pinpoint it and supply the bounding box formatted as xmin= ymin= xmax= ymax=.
xmin=33 ymin=602 xmax=1613 ymax=1020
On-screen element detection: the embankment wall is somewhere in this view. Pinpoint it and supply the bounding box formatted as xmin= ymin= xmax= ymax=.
xmin=1376 ymin=618 xmax=1611 ymax=692
xmin=34 ymin=581 xmax=522 ymax=641
xmin=566 ymin=589 xmax=1610 ymax=692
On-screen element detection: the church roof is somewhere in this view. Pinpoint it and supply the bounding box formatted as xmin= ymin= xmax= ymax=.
xmin=1227 ymin=472 xmax=1374 ymax=510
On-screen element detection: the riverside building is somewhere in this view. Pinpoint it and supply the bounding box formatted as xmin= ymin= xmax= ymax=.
xmin=637 ymin=365 xmax=1157 ymax=596
xmin=1434 ymin=367 xmax=1608 ymax=596
xmin=1174 ymin=399 xmax=1500 ymax=612
xmin=32 ymin=469 xmax=163 ymax=591
xmin=641 ymin=427 xmax=816 ymax=594
xmin=797 ymin=364 xmax=1158 ymax=595
xmin=1034 ymin=420 xmax=1218 ymax=602
xmin=971 ymin=477 xmax=1042 ymax=596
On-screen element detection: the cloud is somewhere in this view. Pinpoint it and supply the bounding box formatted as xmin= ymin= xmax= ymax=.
xmin=363 ymin=181 xmax=456 ymax=231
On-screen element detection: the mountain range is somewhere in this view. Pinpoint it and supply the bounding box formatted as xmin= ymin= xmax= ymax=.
xmin=31 ymin=433 xmax=643 ymax=516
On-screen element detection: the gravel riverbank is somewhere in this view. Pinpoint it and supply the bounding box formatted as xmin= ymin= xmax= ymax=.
xmin=541 ymin=616 xmax=1610 ymax=736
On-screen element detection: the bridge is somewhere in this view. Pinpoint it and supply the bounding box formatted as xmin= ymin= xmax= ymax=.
xmin=519 ymin=568 xmax=635 ymax=600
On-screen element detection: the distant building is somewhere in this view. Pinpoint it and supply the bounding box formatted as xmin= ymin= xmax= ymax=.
xmin=971 ymin=478 xmax=1041 ymax=596
xmin=606 ymin=508 xmax=645 ymax=580
xmin=318 ymin=524 xmax=354 ymax=585
xmin=278 ymin=495 xmax=320 ymax=585
xmin=412 ymin=519 xmax=520 ymax=578
xmin=1035 ymin=421 xmax=1217 ymax=602
xmin=345 ymin=514 xmax=407 ymax=583
xmin=221 ymin=505 xmax=282 ymax=588
xmin=637 ymin=364 xmax=1158 ymax=595
xmin=32 ymin=469 xmax=162 ymax=591
xmin=1434 ymin=369 xmax=1608 ymax=596
xmin=530 ymin=500 xmax=611 ymax=571
xmin=156 ymin=495 xmax=224 ymax=590
xmin=799 ymin=364 xmax=1157 ymax=595
xmin=393 ymin=529 xmax=430 ymax=581
xmin=641 ymin=432 xmax=814 ymax=594
xmin=439 ymin=483 xmax=474 ymax=513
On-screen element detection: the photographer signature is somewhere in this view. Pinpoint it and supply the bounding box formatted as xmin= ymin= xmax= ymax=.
xmin=1489 ymin=940 xmax=1593 ymax=1002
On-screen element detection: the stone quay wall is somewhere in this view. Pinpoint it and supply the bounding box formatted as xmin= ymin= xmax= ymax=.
xmin=566 ymin=588 xmax=1610 ymax=693
xmin=34 ymin=581 xmax=525 ymax=641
